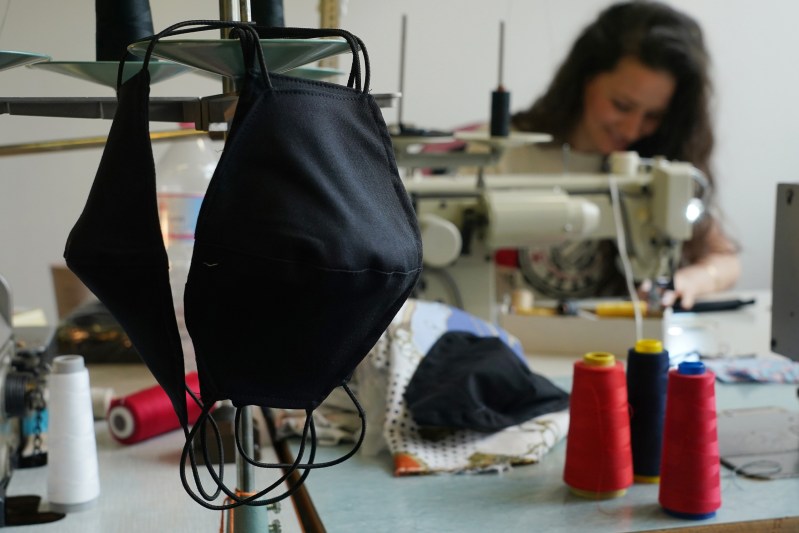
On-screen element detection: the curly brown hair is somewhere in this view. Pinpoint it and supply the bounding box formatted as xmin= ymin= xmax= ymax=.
xmin=512 ymin=1 xmax=724 ymax=261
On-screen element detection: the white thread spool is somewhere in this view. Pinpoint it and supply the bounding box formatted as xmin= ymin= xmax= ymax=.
xmin=609 ymin=151 xmax=641 ymax=176
xmin=90 ymin=387 xmax=114 ymax=421
xmin=511 ymin=287 xmax=534 ymax=313
xmin=47 ymin=355 xmax=100 ymax=512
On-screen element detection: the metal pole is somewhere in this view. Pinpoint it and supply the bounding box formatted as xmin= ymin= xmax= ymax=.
xmin=219 ymin=2 xmax=268 ymax=531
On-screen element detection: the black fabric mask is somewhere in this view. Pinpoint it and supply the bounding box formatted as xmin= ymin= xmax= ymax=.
xmin=65 ymin=20 xmax=422 ymax=508
xmin=404 ymin=331 xmax=570 ymax=433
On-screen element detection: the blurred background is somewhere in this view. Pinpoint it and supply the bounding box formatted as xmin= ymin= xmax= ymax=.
xmin=1 ymin=0 xmax=796 ymax=325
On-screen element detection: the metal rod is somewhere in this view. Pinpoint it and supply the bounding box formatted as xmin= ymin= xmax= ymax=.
xmin=0 ymin=129 xmax=210 ymax=157
xmin=216 ymin=5 xmax=260 ymax=529
xmin=239 ymin=0 xmax=252 ymax=22
xmin=497 ymin=20 xmax=505 ymax=88
xmin=397 ymin=14 xmax=407 ymax=127
xmin=237 ymin=406 xmax=256 ymax=491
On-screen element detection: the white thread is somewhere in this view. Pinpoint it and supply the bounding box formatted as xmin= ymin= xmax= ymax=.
xmin=609 ymin=177 xmax=643 ymax=340
xmin=511 ymin=287 xmax=534 ymax=312
xmin=47 ymin=355 xmax=100 ymax=512
xmin=90 ymin=386 xmax=114 ymax=421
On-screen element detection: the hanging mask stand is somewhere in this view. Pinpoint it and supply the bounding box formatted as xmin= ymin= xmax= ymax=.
xmin=219 ymin=6 xmax=268 ymax=530
xmin=137 ymin=7 xmax=371 ymax=531
xmin=66 ymin=8 xmax=420 ymax=533
xmin=2 ymin=3 xmax=405 ymax=533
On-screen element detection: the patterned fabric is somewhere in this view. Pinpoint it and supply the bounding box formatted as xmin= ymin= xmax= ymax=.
xmin=703 ymin=355 xmax=799 ymax=384
xmin=356 ymin=299 xmax=569 ymax=476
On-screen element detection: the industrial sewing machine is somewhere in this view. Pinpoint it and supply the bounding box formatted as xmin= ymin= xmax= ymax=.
xmin=398 ymin=139 xmax=705 ymax=322
xmin=0 ymin=277 xmax=18 ymax=524
xmin=0 ymin=276 xmax=52 ymax=526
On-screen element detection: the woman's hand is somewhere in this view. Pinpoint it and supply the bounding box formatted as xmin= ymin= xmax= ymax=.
xmin=647 ymin=253 xmax=741 ymax=310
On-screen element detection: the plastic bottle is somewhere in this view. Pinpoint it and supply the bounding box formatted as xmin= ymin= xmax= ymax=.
xmin=156 ymin=130 xmax=220 ymax=371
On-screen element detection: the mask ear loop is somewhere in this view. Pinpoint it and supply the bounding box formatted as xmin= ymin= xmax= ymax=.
xmin=124 ymin=19 xmax=272 ymax=92
xmin=191 ymin=381 xmax=363 ymax=510
xmin=218 ymin=408 xmax=319 ymax=507
xmin=180 ymin=403 xmax=318 ymax=510
xmin=192 ymin=393 xmax=228 ymax=497
xmin=181 ymin=401 xmax=226 ymax=502
xmin=235 ymin=380 xmax=366 ymax=471
xmin=229 ymin=25 xmax=272 ymax=90
xmin=180 ymin=394 xmax=316 ymax=509
xmin=248 ymin=26 xmax=365 ymax=93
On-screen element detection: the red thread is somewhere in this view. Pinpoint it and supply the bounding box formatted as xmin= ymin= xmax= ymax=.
xmin=563 ymin=356 xmax=633 ymax=497
xmin=107 ymin=372 xmax=206 ymax=444
xmin=659 ymin=368 xmax=721 ymax=517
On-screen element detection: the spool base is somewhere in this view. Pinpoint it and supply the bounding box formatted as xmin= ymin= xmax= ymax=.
xmin=634 ymin=474 xmax=660 ymax=484
xmin=663 ymin=507 xmax=717 ymax=520
xmin=569 ymin=487 xmax=627 ymax=500
xmin=48 ymin=497 xmax=98 ymax=513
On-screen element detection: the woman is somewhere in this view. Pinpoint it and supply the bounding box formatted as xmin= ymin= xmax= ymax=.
xmin=504 ymin=0 xmax=739 ymax=309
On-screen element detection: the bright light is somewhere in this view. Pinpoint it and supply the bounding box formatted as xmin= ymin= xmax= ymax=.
xmin=685 ymin=198 xmax=704 ymax=223
xmin=668 ymin=325 xmax=684 ymax=336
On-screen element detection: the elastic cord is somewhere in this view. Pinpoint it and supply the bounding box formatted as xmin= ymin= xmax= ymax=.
xmin=197 ymin=413 xmax=312 ymax=508
xmin=183 ymin=405 xmax=225 ymax=502
xmin=235 ymin=381 xmax=366 ymax=470
xmin=609 ymin=177 xmax=643 ymax=340
xmin=178 ymin=380 xmax=365 ymax=510
xmin=185 ymin=383 xmax=225 ymax=501
xmin=247 ymin=25 xmax=370 ymax=93
xmin=116 ymin=20 xmax=272 ymax=91
xmin=179 ymin=401 xmax=316 ymax=510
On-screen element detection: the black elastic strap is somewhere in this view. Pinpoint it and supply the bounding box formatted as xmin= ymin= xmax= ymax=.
xmin=116 ymin=20 xmax=270 ymax=91
xmin=245 ymin=25 xmax=369 ymax=93
xmin=179 ymin=402 xmax=318 ymax=510
xmin=235 ymin=381 xmax=366 ymax=471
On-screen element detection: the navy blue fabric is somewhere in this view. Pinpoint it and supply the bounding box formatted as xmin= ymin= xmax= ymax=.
xmin=186 ymin=67 xmax=422 ymax=409
xmin=405 ymin=332 xmax=570 ymax=432
xmin=64 ymin=68 xmax=191 ymax=425
xmin=65 ymin=22 xmax=422 ymax=428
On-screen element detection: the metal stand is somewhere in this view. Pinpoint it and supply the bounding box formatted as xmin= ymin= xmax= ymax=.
xmin=218 ymin=5 xmax=271 ymax=533
xmin=227 ymin=405 xmax=269 ymax=533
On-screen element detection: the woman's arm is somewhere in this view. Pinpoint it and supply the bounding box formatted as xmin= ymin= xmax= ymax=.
xmin=664 ymin=252 xmax=741 ymax=309
xmin=663 ymin=220 xmax=741 ymax=309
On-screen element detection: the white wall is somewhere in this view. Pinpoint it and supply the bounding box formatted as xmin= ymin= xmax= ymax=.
xmin=1 ymin=0 xmax=797 ymax=324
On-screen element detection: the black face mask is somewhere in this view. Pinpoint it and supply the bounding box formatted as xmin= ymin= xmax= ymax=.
xmin=404 ymin=331 xmax=570 ymax=433
xmin=64 ymin=20 xmax=422 ymax=508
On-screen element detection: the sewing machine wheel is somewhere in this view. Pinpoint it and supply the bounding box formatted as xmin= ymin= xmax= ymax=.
xmin=518 ymin=239 xmax=619 ymax=299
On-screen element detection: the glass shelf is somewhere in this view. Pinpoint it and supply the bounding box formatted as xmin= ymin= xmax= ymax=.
xmin=30 ymin=61 xmax=193 ymax=88
xmin=127 ymin=38 xmax=351 ymax=79
xmin=0 ymin=50 xmax=50 ymax=72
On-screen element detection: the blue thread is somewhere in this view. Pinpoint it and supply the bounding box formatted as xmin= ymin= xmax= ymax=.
xmin=627 ymin=341 xmax=669 ymax=481
xmin=678 ymin=361 xmax=706 ymax=375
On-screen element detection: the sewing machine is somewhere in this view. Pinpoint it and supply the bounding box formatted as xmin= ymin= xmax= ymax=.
xmin=0 ymin=277 xmax=17 ymax=524
xmin=402 ymin=149 xmax=704 ymax=321
xmin=0 ymin=276 xmax=49 ymax=526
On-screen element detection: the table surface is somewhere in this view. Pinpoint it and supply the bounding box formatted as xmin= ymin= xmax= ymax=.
xmin=295 ymin=381 xmax=799 ymax=533
xmin=5 ymin=291 xmax=798 ymax=533
xmin=5 ymin=365 xmax=305 ymax=533
xmin=296 ymin=291 xmax=799 ymax=533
